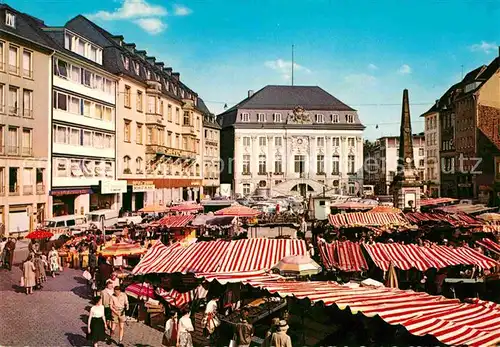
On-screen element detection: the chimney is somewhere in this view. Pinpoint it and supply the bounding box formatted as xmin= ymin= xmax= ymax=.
xmin=123 ymin=43 xmax=136 ymax=53
xmin=172 ymin=72 xmax=180 ymax=81
xmin=155 ymin=62 xmax=165 ymax=70
xmin=146 ymin=56 xmax=156 ymax=65
xmin=111 ymin=35 xmax=124 ymax=46
xmin=164 ymin=67 xmax=172 ymax=75
xmin=248 ymin=90 xmax=254 ymax=98
xmin=135 ymin=50 xmax=147 ymax=60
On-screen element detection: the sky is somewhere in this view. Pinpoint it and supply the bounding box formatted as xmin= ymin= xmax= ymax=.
xmin=10 ymin=0 xmax=500 ymax=139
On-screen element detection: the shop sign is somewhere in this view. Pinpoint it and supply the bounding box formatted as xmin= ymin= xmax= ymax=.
xmin=132 ymin=180 xmax=156 ymax=192
xmin=189 ymin=180 xmax=201 ymax=186
xmin=458 ymin=183 xmax=472 ymax=188
xmin=50 ymin=189 xmax=92 ymax=196
xmin=101 ymin=180 xmax=127 ymax=194
xmin=165 ymin=147 xmax=182 ymax=157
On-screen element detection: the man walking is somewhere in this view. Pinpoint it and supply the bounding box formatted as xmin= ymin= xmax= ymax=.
xmin=110 ymin=286 xmax=129 ymax=347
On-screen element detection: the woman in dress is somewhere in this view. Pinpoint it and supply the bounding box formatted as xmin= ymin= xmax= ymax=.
xmin=162 ymin=311 xmax=179 ymax=347
xmin=87 ymin=296 xmax=107 ymax=347
xmin=48 ymin=246 xmax=60 ymax=277
xmin=177 ymin=309 xmax=194 ymax=347
xmin=23 ymin=254 xmax=36 ymax=295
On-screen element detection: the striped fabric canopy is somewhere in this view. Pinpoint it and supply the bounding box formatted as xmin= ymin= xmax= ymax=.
xmin=195 ymin=270 xmax=284 ymax=284
xmin=156 ymin=285 xmax=208 ymax=309
xmin=125 ymin=282 xmax=155 ymax=299
xmin=214 ymin=205 xmax=261 ymax=217
xmin=169 ymin=204 xmax=203 ymax=212
xmin=318 ymin=240 xmax=368 ymax=272
xmin=132 ymin=238 xmax=308 ymax=275
xmin=151 ymin=214 xmax=195 ymax=228
xmin=98 ymin=242 xmax=146 ymax=257
xmin=405 ymin=212 xmax=480 ymax=226
xmin=244 ymin=280 xmax=500 ymax=346
xmin=420 ymin=198 xmax=458 ymax=206
xmin=363 ymin=243 xmax=497 ymax=271
xmin=328 ymin=212 xmax=408 ymax=228
xmin=476 ymin=238 xmax=500 ymax=255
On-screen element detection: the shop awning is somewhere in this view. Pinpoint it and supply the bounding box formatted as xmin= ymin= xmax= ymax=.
xmin=214 ymin=204 xmax=262 ymax=217
xmin=477 ymin=213 xmax=500 ymax=224
xmin=330 ymin=202 xmax=374 ymax=210
xmin=328 ymin=212 xmax=409 ymax=229
xmin=169 ymin=203 xmax=204 ymax=213
xmin=132 ymin=238 xmax=308 ymax=275
xmin=156 ymin=285 xmax=208 ymax=309
xmin=405 ymin=212 xmax=480 ymax=226
xmin=436 ymin=204 xmax=497 ymax=215
xmin=420 ymin=197 xmax=458 ymax=206
xmin=242 ymin=280 xmax=500 ymax=347
xmin=194 ymin=270 xmax=284 ymax=284
xmin=363 ymin=242 xmax=498 ymax=271
xmin=154 ymin=214 xmax=195 ymax=228
xmin=476 ymin=238 xmax=500 ymax=255
xmin=318 ymin=240 xmax=368 ymax=272
xmin=98 ymin=242 xmax=147 ymax=257
xmin=370 ymin=206 xmax=402 ymax=213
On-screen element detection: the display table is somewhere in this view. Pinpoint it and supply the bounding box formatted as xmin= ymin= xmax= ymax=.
xmin=221 ymin=298 xmax=287 ymax=325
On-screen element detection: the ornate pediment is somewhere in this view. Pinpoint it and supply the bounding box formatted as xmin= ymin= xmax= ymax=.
xmin=288 ymin=106 xmax=312 ymax=124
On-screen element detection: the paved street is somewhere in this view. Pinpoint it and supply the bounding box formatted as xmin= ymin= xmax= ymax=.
xmin=0 ymin=244 xmax=163 ymax=347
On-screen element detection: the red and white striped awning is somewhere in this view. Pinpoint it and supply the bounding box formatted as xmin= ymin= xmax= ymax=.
xmin=156 ymin=285 xmax=208 ymax=309
xmin=132 ymin=238 xmax=308 ymax=275
xmin=328 ymin=212 xmax=408 ymax=228
xmin=363 ymin=242 xmax=498 ymax=271
xmin=155 ymin=214 xmax=195 ymax=228
xmin=420 ymin=198 xmax=458 ymax=206
xmin=195 ymin=270 xmax=284 ymax=284
xmin=214 ymin=205 xmax=261 ymax=217
xmin=169 ymin=204 xmax=204 ymax=213
xmin=318 ymin=240 xmax=368 ymax=272
xmin=243 ymin=280 xmax=500 ymax=346
xmin=476 ymin=238 xmax=500 ymax=255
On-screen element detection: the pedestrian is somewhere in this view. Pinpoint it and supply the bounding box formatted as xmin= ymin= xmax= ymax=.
xmin=0 ymin=237 xmax=7 ymax=267
xmin=33 ymin=253 xmax=45 ymax=289
xmin=110 ymin=286 xmax=129 ymax=347
xmin=5 ymin=238 xmax=16 ymax=270
xmin=162 ymin=311 xmax=179 ymax=347
xmin=22 ymin=254 xmax=36 ymax=295
xmin=177 ymin=309 xmax=194 ymax=347
xmin=108 ymin=273 xmax=120 ymax=288
xmin=234 ymin=307 xmax=254 ymax=347
xmin=87 ymin=296 xmax=107 ymax=347
xmin=202 ymin=296 xmax=221 ymax=343
xmin=270 ymin=320 xmax=292 ymax=347
xmin=48 ymin=246 xmax=60 ymax=277
xmin=261 ymin=317 xmax=280 ymax=347
xmin=100 ymin=280 xmax=114 ymax=334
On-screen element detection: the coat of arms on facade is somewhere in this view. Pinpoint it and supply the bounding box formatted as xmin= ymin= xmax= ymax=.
xmin=289 ymin=106 xmax=311 ymax=124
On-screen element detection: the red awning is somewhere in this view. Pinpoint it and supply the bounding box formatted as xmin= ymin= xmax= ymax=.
xmin=363 ymin=242 xmax=498 ymax=271
xmin=330 ymin=202 xmax=373 ymax=210
xmin=318 ymin=240 xmax=368 ymax=272
xmin=156 ymin=285 xmax=208 ymax=309
xmin=242 ymin=280 xmax=500 ymax=346
xmin=405 ymin=212 xmax=480 ymax=226
xmin=132 ymin=238 xmax=308 ymax=275
xmin=328 ymin=212 xmax=408 ymax=228
xmin=476 ymin=238 xmax=500 ymax=255
xmin=214 ymin=205 xmax=261 ymax=217
xmin=156 ymin=214 xmax=195 ymax=228
xmin=420 ymin=197 xmax=458 ymax=206
xmin=169 ymin=204 xmax=203 ymax=213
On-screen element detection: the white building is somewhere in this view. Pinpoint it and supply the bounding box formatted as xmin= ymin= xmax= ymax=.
xmin=421 ymin=103 xmax=441 ymax=197
xmin=218 ymin=86 xmax=365 ymax=197
xmin=43 ymin=27 xmax=122 ymax=216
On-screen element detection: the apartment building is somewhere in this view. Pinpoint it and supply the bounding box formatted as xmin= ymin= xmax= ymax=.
xmin=0 ymin=5 xmax=52 ymax=236
xmin=64 ymin=16 xmax=205 ymax=207
xmin=200 ymin=98 xmax=221 ymax=198
xmin=40 ymin=24 xmax=121 ymax=216
xmin=421 ymin=103 xmax=441 ymax=197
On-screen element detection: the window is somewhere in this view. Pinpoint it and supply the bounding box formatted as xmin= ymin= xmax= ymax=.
xmin=241 ymin=113 xmax=250 ymax=122
xmin=0 ymin=42 xmax=3 ymax=73
xmin=95 ymin=104 xmax=103 ymax=120
xmin=158 ymin=128 xmax=165 ymax=146
xmin=346 ymin=114 xmax=354 ymax=123
xmin=124 ymin=85 xmax=131 ymax=107
xmin=136 ymin=123 xmax=143 ymax=144
xmin=175 ymin=108 xmax=180 ymax=123
xmin=257 ymin=113 xmax=266 ymax=122
xmin=294 ymin=155 xmax=305 ymax=173
xmin=22 ymin=50 xmax=32 ymax=78
xmin=183 ymin=111 xmax=190 ymax=126
xmin=81 ymin=69 xmax=91 ymax=87
xmin=317 ymin=155 xmax=325 ymax=173
xmin=69 ymin=128 xmax=80 ymax=146
xmin=274 ymin=155 xmax=282 ymax=173
xmin=8 ymin=45 xmax=18 ymax=74
xmin=22 ymin=128 xmax=32 ymax=156
xmin=121 ymin=55 xmax=129 ymax=70
xmin=273 ymin=113 xmax=282 ymax=122
xmin=419 ymin=148 xmax=424 ymax=156
xmin=77 ymin=40 xmax=85 ymax=56
xmin=317 ymin=137 xmax=325 ymax=147
xmin=103 ymin=106 xmax=112 ymax=122
xmin=7 ymin=126 xmax=18 ymax=154
xmin=55 ymin=58 xmax=68 ymax=78
xmin=133 ymin=62 xmax=140 ymax=75
xmin=148 ymin=96 xmax=156 ymax=114
xmin=5 ymin=12 xmax=15 ymax=28
xmin=348 ymin=137 xmax=355 ymax=147
xmin=167 ymin=104 xmax=172 ymax=122
xmin=82 ymin=130 xmax=91 ymax=146
xmin=147 ymin=127 xmax=153 ymax=144
xmin=0 ymin=125 xmax=3 ymax=153
xmin=160 ymin=100 xmax=164 ymax=115
xmin=182 ymin=137 xmax=188 ymax=150
xmin=419 ymin=159 xmax=425 ymax=167
xmin=242 ymin=155 xmax=251 ymax=174
xmin=71 ymin=65 xmax=81 ymax=84
xmin=136 ymin=91 xmax=143 ymax=111
xmin=258 ymin=155 xmax=267 ymax=174
xmin=9 ymin=167 xmax=18 ymax=194
xmin=82 ymin=100 xmax=91 ymax=116
xmin=275 ymin=137 xmax=282 ymax=147
xmin=332 ymin=137 xmax=340 ymax=147
xmin=259 ymin=137 xmax=267 ymax=146
xmin=21 ymin=89 xmax=32 ymax=117
xmin=243 ymin=183 xmax=251 ymax=196
xmin=8 ymin=86 xmax=18 ymax=115
xmin=332 ymin=155 xmax=340 ymax=175
xmin=348 ymin=184 xmax=355 ymax=195
xmin=136 ymin=157 xmax=143 ymax=173
xmin=348 ymin=155 xmax=355 ymax=174
xmin=331 ymin=114 xmax=339 ymax=123
xmin=123 ymin=156 xmax=131 ymax=172
xmin=243 ymin=137 xmax=251 ymax=146
xmin=315 ymin=114 xmax=324 ymax=123
xmin=124 ymin=120 xmax=131 ymax=142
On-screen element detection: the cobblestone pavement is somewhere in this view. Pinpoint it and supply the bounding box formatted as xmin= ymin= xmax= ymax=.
xmin=0 ymin=244 xmax=163 ymax=347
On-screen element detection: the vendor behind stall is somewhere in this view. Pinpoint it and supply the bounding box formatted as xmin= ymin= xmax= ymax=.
xmin=234 ymin=308 xmax=254 ymax=347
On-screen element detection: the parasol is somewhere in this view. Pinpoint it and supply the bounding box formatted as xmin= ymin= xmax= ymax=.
xmin=169 ymin=204 xmax=203 ymax=213
xmin=138 ymin=205 xmax=170 ymax=213
xmin=371 ymin=206 xmax=402 ymax=213
xmin=385 ymin=262 xmax=399 ymax=288
xmin=25 ymin=229 xmax=54 ymax=240
xmin=125 ymin=282 xmax=155 ymax=300
xmin=214 ymin=205 xmax=261 ymax=217
xmin=272 ymin=255 xmax=322 ymax=276
xmin=98 ymin=242 xmax=146 ymax=257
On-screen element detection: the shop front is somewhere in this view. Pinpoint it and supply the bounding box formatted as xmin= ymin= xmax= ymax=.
xmin=123 ymin=180 xmax=156 ymax=212
xmin=90 ymin=180 xmax=127 ymax=212
xmin=137 ymin=179 xmax=203 ymax=205
xmin=50 ymin=188 xmax=93 ymax=216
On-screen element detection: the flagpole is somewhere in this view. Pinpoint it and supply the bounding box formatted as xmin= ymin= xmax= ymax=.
xmin=291 ymin=44 xmax=295 ymax=86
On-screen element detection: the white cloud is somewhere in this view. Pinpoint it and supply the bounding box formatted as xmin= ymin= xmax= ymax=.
xmin=368 ymin=63 xmax=378 ymax=70
xmin=134 ymin=18 xmax=166 ymax=34
xmin=344 ymin=73 xmax=377 ymax=85
xmin=470 ymin=41 xmax=498 ymax=54
xmin=174 ymin=5 xmax=192 ymax=16
xmin=264 ymin=59 xmax=311 ymax=80
xmin=87 ymin=0 xmax=167 ymax=20
xmin=398 ymin=64 xmax=412 ymax=75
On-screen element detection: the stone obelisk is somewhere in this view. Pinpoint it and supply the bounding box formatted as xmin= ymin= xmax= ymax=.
xmin=392 ymin=89 xmax=422 ymax=211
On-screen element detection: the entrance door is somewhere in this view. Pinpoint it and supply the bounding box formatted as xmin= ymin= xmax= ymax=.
xmin=122 ymin=188 xmax=132 ymax=212
xmin=135 ymin=192 xmax=144 ymax=211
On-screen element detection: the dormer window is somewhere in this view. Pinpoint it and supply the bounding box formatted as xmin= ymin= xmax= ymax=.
xmin=180 ymin=89 xmax=185 ymax=98
xmin=315 ymin=114 xmax=324 ymax=123
xmin=346 ymin=114 xmax=354 ymax=123
xmin=133 ymin=62 xmax=140 ymax=75
xmin=145 ymin=69 xmax=151 ymax=80
xmin=241 ymin=113 xmax=250 ymax=122
xmin=257 ymin=113 xmax=266 ymax=122
xmin=121 ymin=56 xmax=130 ymax=70
xmin=155 ymin=73 xmax=160 ymax=82
xmin=5 ymin=12 xmax=15 ymax=28
xmin=273 ymin=113 xmax=282 ymax=122
xmin=331 ymin=114 xmax=339 ymax=123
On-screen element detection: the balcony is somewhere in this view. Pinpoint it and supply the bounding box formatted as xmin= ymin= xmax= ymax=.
xmin=23 ymin=185 xmax=33 ymax=195
xmin=182 ymin=124 xmax=195 ymax=135
xmin=36 ymin=183 xmax=45 ymax=195
xmin=22 ymin=147 xmax=33 ymax=156
xmin=23 ymin=109 xmax=33 ymax=119
xmin=146 ymin=111 xmax=164 ymax=125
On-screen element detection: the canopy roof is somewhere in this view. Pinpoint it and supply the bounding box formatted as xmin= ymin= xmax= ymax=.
xmin=420 ymin=198 xmax=458 ymax=207
xmin=405 ymin=212 xmax=480 ymax=226
xmin=436 ymin=204 xmax=497 ymax=215
xmin=318 ymin=240 xmax=368 ymax=272
xmin=328 ymin=212 xmax=409 ymax=228
xmin=150 ymin=214 xmax=195 ymax=228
